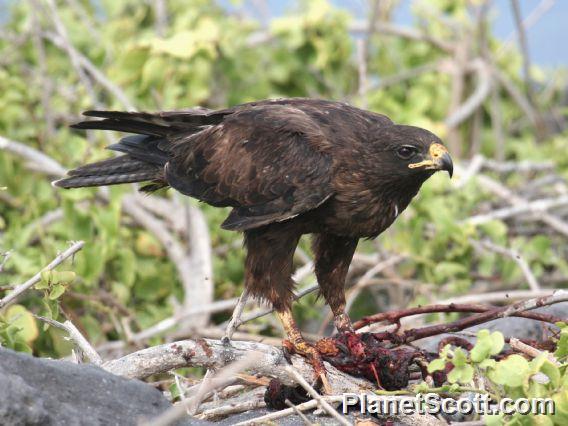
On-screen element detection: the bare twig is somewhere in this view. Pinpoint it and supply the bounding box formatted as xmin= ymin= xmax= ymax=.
xmin=0 ymin=251 xmax=11 ymax=273
xmin=510 ymin=0 xmax=535 ymax=104
xmin=143 ymin=352 xmax=263 ymax=426
xmin=445 ymin=59 xmax=491 ymax=129
xmin=235 ymin=395 xmax=343 ymax=425
xmin=392 ymin=290 xmax=568 ymax=343
xmin=0 ymin=241 xmax=84 ymax=309
xmin=350 ymin=20 xmax=454 ymax=52
xmin=465 ymin=195 xmax=568 ymax=228
xmin=509 ymin=337 xmax=560 ymax=366
xmin=285 ymin=399 xmax=313 ymax=425
xmin=34 ymin=314 xmax=103 ymax=365
xmin=43 ymin=31 xmax=135 ymax=110
xmin=152 ymin=0 xmax=168 ymax=36
xmin=470 ymin=239 xmax=540 ymax=292
xmin=469 ymin=174 xmax=568 ymax=238
xmin=285 ymin=365 xmax=350 ymax=426
xmin=0 ymin=135 xmax=66 ymax=176
xmin=500 ymin=0 xmax=556 ymax=54
xmin=354 ymin=301 xmax=562 ymax=331
xmin=224 ymin=289 xmax=250 ymax=341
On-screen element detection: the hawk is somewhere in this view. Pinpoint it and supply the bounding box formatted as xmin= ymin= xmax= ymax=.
xmin=54 ymin=98 xmax=453 ymax=391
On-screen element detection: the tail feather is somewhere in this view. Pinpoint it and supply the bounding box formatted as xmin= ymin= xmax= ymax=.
xmin=70 ymin=119 xmax=169 ymax=137
xmin=54 ymin=171 xmax=160 ymax=189
xmin=54 ymin=108 xmax=221 ymax=190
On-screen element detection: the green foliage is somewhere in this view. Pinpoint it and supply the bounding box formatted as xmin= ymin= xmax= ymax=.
xmin=426 ymin=329 xmax=568 ymax=425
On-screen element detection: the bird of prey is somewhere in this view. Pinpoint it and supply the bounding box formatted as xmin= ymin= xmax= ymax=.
xmin=54 ymin=98 xmax=453 ymax=392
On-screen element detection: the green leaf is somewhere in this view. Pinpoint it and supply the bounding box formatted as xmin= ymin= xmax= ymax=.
xmin=447 ymin=364 xmax=474 ymax=384
xmin=487 ymin=354 xmax=530 ymax=387
xmin=470 ymin=330 xmax=504 ymax=362
xmin=48 ymin=283 xmax=66 ymax=300
xmin=5 ymin=304 xmax=38 ymax=345
xmin=452 ymin=348 xmax=468 ymax=367
xmin=427 ymin=358 xmax=446 ymax=373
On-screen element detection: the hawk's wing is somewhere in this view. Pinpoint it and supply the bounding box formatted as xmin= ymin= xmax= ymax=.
xmin=164 ymin=105 xmax=333 ymax=230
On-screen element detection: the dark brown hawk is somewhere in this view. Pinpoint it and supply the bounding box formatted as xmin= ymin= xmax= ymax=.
xmin=54 ymin=98 xmax=453 ymax=392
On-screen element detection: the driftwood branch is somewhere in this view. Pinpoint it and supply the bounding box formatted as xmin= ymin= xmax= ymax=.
xmin=102 ymin=338 xmax=373 ymax=394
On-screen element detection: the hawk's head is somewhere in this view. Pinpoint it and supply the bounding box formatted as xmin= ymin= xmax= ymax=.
xmin=375 ymin=124 xmax=453 ymax=182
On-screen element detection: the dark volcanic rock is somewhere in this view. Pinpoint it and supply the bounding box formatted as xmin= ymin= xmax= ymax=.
xmin=0 ymin=347 xmax=204 ymax=426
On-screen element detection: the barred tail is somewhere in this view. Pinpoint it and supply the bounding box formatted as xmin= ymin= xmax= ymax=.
xmin=52 ymin=156 xmax=163 ymax=189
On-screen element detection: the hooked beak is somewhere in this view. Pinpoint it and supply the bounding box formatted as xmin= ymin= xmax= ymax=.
xmin=408 ymin=143 xmax=453 ymax=178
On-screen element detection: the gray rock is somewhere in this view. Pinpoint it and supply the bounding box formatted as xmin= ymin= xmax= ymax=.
xmin=0 ymin=347 xmax=206 ymax=426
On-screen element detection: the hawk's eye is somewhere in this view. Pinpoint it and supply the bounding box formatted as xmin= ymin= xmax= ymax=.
xmin=397 ymin=145 xmax=417 ymax=160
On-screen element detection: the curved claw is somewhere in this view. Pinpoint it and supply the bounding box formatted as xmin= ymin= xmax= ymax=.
xmin=283 ymin=338 xmax=333 ymax=395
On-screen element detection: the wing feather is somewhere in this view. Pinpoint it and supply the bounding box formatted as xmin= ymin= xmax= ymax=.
xmin=164 ymin=105 xmax=333 ymax=230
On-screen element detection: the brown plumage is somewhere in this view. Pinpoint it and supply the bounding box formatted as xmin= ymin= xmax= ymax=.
xmin=54 ymin=98 xmax=453 ymax=391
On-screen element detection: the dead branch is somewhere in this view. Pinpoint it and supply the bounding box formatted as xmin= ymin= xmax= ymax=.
xmin=285 ymin=365 xmax=350 ymax=426
xmin=34 ymin=314 xmax=103 ymax=365
xmin=350 ymin=20 xmax=454 ymax=52
xmin=0 ymin=135 xmax=66 ymax=176
xmin=0 ymin=241 xmax=84 ymax=309
xmin=102 ymin=338 xmax=373 ymax=394
xmin=383 ymin=290 xmax=568 ymax=344
xmin=142 ymin=353 xmax=263 ymax=426
xmin=445 ymin=59 xmax=491 ymax=129
xmin=469 ymin=238 xmax=540 ymax=292
xmin=509 ymin=337 xmax=560 ymax=366
xmin=354 ymin=301 xmax=563 ymax=331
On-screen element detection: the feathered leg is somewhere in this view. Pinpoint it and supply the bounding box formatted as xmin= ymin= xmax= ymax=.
xmin=312 ymin=234 xmax=358 ymax=334
xmin=244 ymin=224 xmax=331 ymax=394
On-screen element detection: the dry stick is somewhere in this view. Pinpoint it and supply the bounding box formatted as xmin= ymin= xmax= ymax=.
xmin=353 ymin=302 xmax=563 ymax=331
xmin=29 ymin=0 xmax=55 ymax=139
xmin=437 ymin=289 xmax=553 ymax=306
xmin=236 ymin=283 xmax=319 ymax=328
xmin=490 ymin=85 xmax=507 ymax=161
xmin=398 ymin=290 xmax=568 ymax=343
xmin=234 ymin=396 xmax=344 ymax=425
xmin=224 ymin=288 xmax=250 ymax=341
xmin=285 ymin=399 xmax=313 ymax=426
xmin=152 ymin=0 xmax=168 ymax=36
xmin=470 ymin=239 xmax=540 ymax=292
xmin=510 ymin=0 xmax=536 ymax=107
xmin=356 ymin=38 xmax=368 ymax=109
xmin=34 ymin=314 xmax=103 ymax=365
xmin=177 ymin=195 xmax=213 ymax=328
xmin=42 ymin=31 xmax=135 ymax=110
xmin=0 ymin=241 xmax=84 ymax=309
xmin=491 ymin=66 xmax=539 ymax=129
xmin=44 ymin=0 xmax=100 ymax=108
xmin=445 ymin=59 xmax=491 ymax=129
xmin=371 ymin=61 xmax=441 ymax=91
xmin=0 ymin=251 xmax=11 ymax=273
xmin=499 ymin=0 xmax=556 ymax=55
xmin=473 ymin=174 xmax=568 ymax=238
xmin=99 ymin=263 xmax=316 ymax=351
xmin=122 ymin=195 xmax=213 ymax=328
xmin=481 ymin=158 xmax=554 ymax=173
xmin=465 ymin=195 xmax=568 ymax=228
xmin=0 ymin=135 xmax=66 ymax=176
xmin=509 ymin=337 xmax=560 ymax=366
xmin=197 ymin=397 xmax=266 ymax=420
xmin=349 ymin=20 xmax=454 ymax=52
xmin=285 ymin=365 xmax=350 ymax=426
xmin=142 ymin=352 xmax=263 ymax=426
